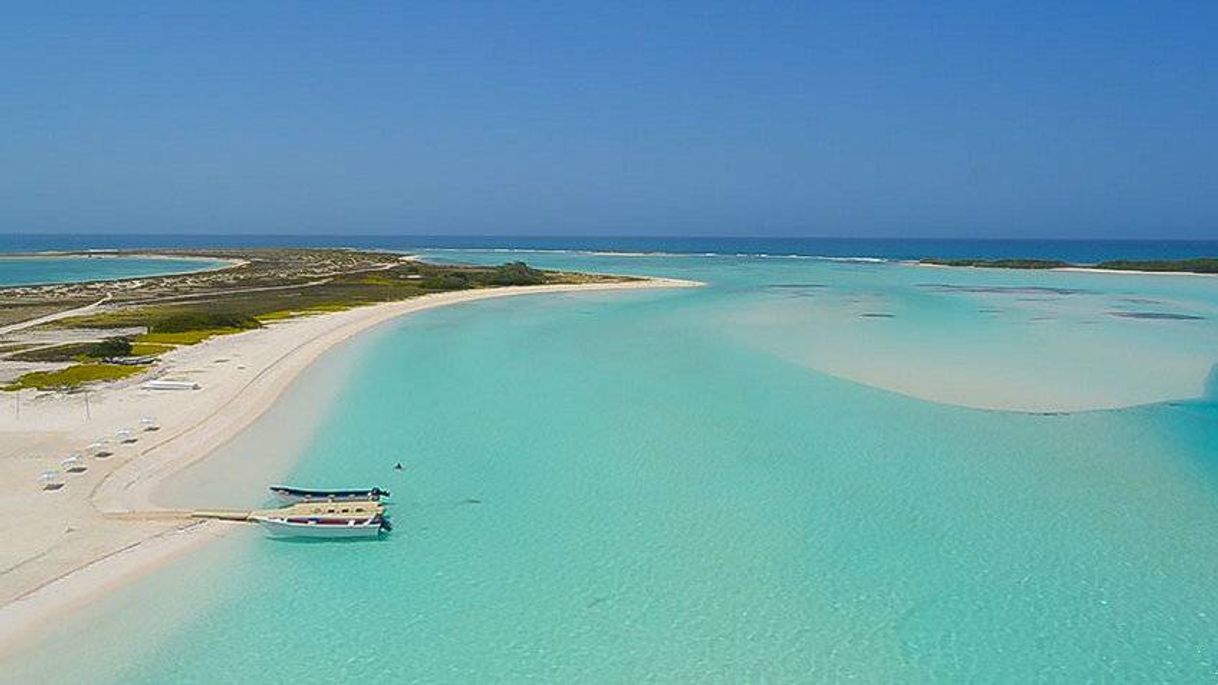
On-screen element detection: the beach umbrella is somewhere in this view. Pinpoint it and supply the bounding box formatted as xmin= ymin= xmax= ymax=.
xmin=116 ymin=428 xmax=135 ymax=443
xmin=139 ymin=416 xmax=159 ymax=431
xmin=62 ymin=454 xmax=86 ymax=473
xmin=39 ymin=470 xmax=64 ymax=490
xmin=88 ymin=439 xmax=113 ymax=457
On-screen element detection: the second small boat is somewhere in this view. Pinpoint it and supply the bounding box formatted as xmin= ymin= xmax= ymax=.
xmin=252 ymin=513 xmax=390 ymax=538
xmin=269 ymin=485 xmax=391 ymax=504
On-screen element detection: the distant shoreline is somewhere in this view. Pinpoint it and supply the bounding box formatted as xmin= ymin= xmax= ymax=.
xmin=4 ymin=243 xmax=1218 ymax=273
xmin=918 ymin=257 xmax=1218 ymax=277
xmin=0 ymin=251 xmax=235 ymax=263
xmin=0 ymin=252 xmax=242 ymax=288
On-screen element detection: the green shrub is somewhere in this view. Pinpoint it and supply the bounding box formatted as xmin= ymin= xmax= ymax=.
xmin=150 ymin=312 xmax=262 ymax=333
xmin=921 ymin=258 xmax=1071 ymax=269
xmin=486 ymin=261 xmax=546 ymax=286
xmin=87 ymin=337 xmax=133 ymax=358
xmin=8 ymin=337 xmax=132 ymax=362
xmin=4 ymin=363 xmax=148 ymax=391
xmin=1096 ymin=258 xmax=1218 ymax=274
xmin=423 ymin=274 xmax=472 ymax=290
xmin=137 ymin=328 xmax=248 ymax=345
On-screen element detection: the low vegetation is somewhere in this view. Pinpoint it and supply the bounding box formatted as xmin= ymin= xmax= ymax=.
xmin=37 ymin=259 xmax=607 ymax=335
xmin=922 ymin=257 xmax=1218 ymax=274
xmin=149 ymin=312 xmax=263 ymax=334
xmin=3 ymin=362 xmax=148 ymax=391
xmin=8 ymin=337 xmax=132 ymax=362
xmin=129 ymin=341 xmax=175 ymax=356
xmin=1094 ymin=258 xmax=1218 ymax=274
xmin=488 ymin=261 xmax=548 ymax=286
xmin=0 ymin=250 xmax=629 ymax=391
xmin=135 ymin=328 xmax=253 ymax=345
xmin=922 ymin=258 xmax=1071 ymax=269
xmin=0 ymin=301 xmax=95 ymax=328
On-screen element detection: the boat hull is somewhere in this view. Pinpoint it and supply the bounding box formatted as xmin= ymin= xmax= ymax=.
xmin=253 ymin=517 xmax=384 ymax=539
xmin=269 ymin=486 xmax=389 ymax=504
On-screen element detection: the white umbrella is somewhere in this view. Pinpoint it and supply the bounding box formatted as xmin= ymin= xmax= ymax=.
xmin=88 ymin=439 xmax=113 ymax=457
xmin=116 ymin=428 xmax=135 ymax=443
xmin=40 ymin=470 xmax=64 ymax=490
xmin=62 ymin=454 xmax=86 ymax=472
xmin=139 ymin=416 xmax=159 ymax=431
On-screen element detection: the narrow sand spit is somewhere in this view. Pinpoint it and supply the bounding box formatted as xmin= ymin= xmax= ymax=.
xmin=0 ymin=277 xmax=699 ymax=654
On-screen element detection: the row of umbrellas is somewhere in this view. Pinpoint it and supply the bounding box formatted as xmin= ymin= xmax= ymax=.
xmin=39 ymin=416 xmax=160 ymax=491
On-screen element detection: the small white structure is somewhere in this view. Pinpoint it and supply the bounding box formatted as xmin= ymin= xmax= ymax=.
xmin=143 ymin=380 xmax=200 ymax=391
xmin=62 ymin=454 xmax=86 ymax=473
xmin=116 ymin=428 xmax=136 ymax=443
xmin=139 ymin=416 xmax=160 ymax=431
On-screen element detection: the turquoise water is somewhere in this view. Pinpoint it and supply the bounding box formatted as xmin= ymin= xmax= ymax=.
xmin=8 ymin=254 xmax=1218 ymax=681
xmin=0 ymin=255 xmax=229 ymax=286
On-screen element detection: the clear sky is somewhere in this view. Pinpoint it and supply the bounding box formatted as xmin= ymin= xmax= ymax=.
xmin=2 ymin=2 xmax=1215 ymax=238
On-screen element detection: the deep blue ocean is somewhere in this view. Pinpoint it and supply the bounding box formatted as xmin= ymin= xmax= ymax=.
xmin=1 ymin=233 xmax=1216 ymax=263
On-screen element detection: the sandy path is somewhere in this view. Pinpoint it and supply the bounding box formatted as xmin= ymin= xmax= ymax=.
xmin=0 ymin=294 xmax=113 ymax=337
xmin=0 ymin=277 xmax=698 ymax=655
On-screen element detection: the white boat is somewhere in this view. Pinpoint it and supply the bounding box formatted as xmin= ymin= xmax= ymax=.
xmin=251 ymin=515 xmax=388 ymax=538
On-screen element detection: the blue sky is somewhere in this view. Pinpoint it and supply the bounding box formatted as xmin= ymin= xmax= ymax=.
xmin=2 ymin=2 xmax=1215 ymax=238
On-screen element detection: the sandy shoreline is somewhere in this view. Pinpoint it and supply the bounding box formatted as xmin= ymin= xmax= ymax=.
xmin=0 ymin=276 xmax=699 ymax=656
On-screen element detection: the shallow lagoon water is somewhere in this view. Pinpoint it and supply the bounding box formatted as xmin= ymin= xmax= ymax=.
xmin=7 ymin=254 xmax=1218 ymax=682
xmin=0 ymin=255 xmax=230 ymax=286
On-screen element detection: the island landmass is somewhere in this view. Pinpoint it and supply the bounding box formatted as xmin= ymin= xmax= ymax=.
xmin=921 ymin=257 xmax=1218 ymax=274
xmin=0 ymin=249 xmax=634 ymax=390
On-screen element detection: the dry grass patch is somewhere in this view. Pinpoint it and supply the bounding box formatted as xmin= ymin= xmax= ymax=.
xmin=4 ymin=363 xmax=149 ymax=391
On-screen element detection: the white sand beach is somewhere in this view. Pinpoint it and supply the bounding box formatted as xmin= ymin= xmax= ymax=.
xmin=0 ymin=277 xmax=698 ymax=654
